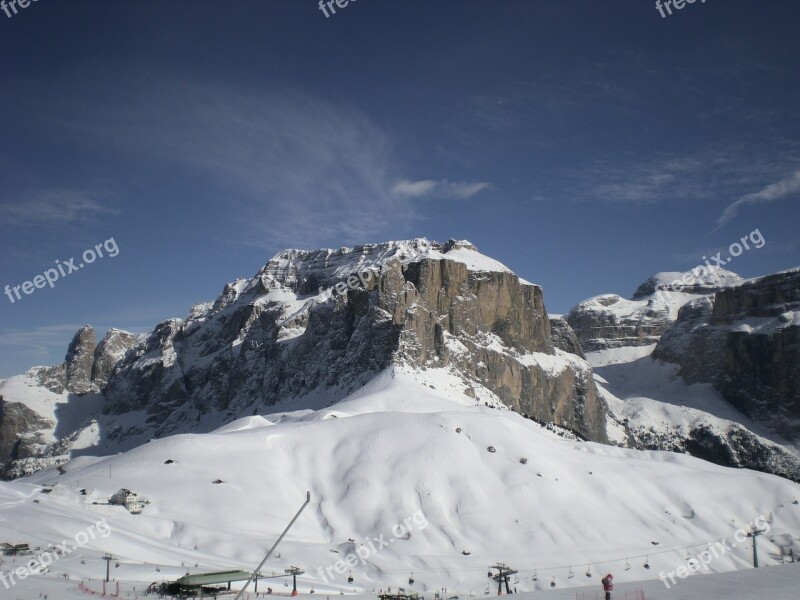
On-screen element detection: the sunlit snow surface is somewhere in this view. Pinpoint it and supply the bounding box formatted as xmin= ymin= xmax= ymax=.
xmin=1 ymin=369 xmax=798 ymax=598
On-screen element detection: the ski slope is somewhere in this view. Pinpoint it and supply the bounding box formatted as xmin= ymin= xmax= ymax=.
xmin=1 ymin=367 xmax=798 ymax=597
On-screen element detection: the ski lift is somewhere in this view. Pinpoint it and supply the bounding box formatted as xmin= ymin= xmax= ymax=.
xmin=513 ymin=576 xmax=519 ymax=585
xmin=115 ymin=561 xmax=120 ymax=568
xmin=284 ymin=579 xmax=289 ymax=587
xmin=624 ymin=559 xmax=631 ymax=571
xmin=585 ymin=565 xmax=592 ymax=578
xmin=550 ymin=577 xmax=556 ymax=588
xmin=310 ymin=588 xmax=315 ymax=594
xmin=643 ymin=557 xmax=650 ymax=570
xmin=531 ymin=570 xmax=538 ymax=582
xmin=487 ymin=571 xmax=493 ymax=578
xmin=80 ymin=557 xmax=86 ymax=565
xmin=348 ymin=571 xmax=354 ymax=584
xmin=409 ymin=574 xmax=415 ymax=585
xmin=686 ymin=549 xmax=692 ymax=560
xmin=484 ymin=587 xmax=490 ymax=595
xmin=568 ymin=567 xmax=574 ymax=579
xmin=156 ymin=565 xmax=161 ymax=573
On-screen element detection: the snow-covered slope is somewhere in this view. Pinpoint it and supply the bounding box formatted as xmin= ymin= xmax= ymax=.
xmin=1 ymin=371 xmax=798 ymax=597
xmin=589 ymin=345 xmax=800 ymax=480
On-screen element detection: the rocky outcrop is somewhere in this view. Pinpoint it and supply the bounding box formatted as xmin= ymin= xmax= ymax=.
xmin=65 ymin=326 xmax=97 ymax=395
xmin=0 ymin=325 xmax=138 ymax=477
xmin=0 ymin=397 xmax=54 ymax=469
xmin=549 ymin=317 xmax=585 ymax=358
xmin=387 ymin=257 xmax=606 ymax=441
xmin=31 ymin=363 xmax=67 ymax=394
xmin=91 ymin=329 xmax=138 ymax=389
xmin=622 ymin=407 xmax=800 ymax=482
xmin=566 ymin=267 xmax=741 ymax=353
xmin=654 ymin=269 xmax=800 ymax=441
xmin=566 ymin=295 xmax=673 ymax=352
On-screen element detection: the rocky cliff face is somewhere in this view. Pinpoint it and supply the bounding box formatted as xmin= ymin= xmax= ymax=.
xmin=65 ymin=325 xmax=96 ymax=395
xmin=566 ymin=295 xmax=673 ymax=351
xmin=0 ymin=397 xmax=54 ymax=469
xmin=654 ymin=269 xmax=800 ymax=441
xmin=92 ymin=329 xmax=139 ymax=389
xmin=549 ymin=317 xmax=585 ymax=358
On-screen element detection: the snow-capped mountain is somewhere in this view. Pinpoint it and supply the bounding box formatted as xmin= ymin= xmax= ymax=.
xmin=565 ymin=267 xmax=800 ymax=481
xmin=565 ymin=266 xmax=743 ymax=352
xmin=1 ymin=239 xmax=605 ymax=478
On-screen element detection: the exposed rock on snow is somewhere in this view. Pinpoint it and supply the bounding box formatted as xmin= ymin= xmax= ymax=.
xmin=91 ymin=328 xmax=139 ymax=389
xmin=65 ymin=325 xmax=97 ymax=395
xmin=566 ymin=266 xmax=741 ymax=352
xmin=549 ymin=317 xmax=585 ymax=358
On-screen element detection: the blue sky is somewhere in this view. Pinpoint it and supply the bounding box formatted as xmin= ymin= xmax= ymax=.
xmin=0 ymin=0 xmax=798 ymax=377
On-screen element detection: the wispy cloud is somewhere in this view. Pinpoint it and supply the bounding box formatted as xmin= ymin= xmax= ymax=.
xmin=571 ymin=145 xmax=800 ymax=224
xmin=2 ymin=67 xmax=477 ymax=249
xmin=716 ymin=170 xmax=800 ymax=229
xmin=0 ymin=324 xmax=86 ymax=364
xmin=0 ymin=190 xmax=117 ymax=226
xmin=391 ymin=179 xmax=492 ymax=199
